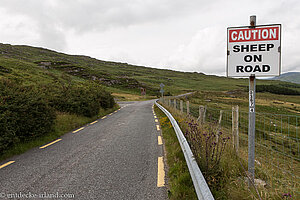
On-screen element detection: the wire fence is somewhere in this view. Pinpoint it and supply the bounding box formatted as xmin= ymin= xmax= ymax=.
xmin=161 ymin=97 xmax=300 ymax=198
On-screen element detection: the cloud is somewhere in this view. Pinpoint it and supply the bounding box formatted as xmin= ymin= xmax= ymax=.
xmin=0 ymin=0 xmax=67 ymax=50
xmin=162 ymin=26 xmax=226 ymax=74
xmin=0 ymin=0 xmax=299 ymax=74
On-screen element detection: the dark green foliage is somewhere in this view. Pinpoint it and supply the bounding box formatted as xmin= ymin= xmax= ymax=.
xmin=0 ymin=77 xmax=115 ymax=154
xmin=255 ymin=84 xmax=300 ymax=95
xmin=0 ymin=66 xmax=12 ymax=74
xmin=0 ymin=79 xmax=56 ymax=153
xmin=45 ymin=82 xmax=115 ymax=117
xmin=280 ymin=82 xmax=300 ymax=89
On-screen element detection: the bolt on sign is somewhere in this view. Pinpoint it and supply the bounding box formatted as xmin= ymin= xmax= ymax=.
xmin=227 ymin=24 xmax=281 ymax=77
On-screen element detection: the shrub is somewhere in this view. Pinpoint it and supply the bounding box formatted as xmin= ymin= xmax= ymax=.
xmin=0 ymin=77 xmax=115 ymax=154
xmin=0 ymin=79 xmax=56 ymax=153
xmin=254 ymin=85 xmax=300 ymax=95
xmin=44 ymin=82 xmax=115 ymax=117
xmin=185 ymin=119 xmax=230 ymax=187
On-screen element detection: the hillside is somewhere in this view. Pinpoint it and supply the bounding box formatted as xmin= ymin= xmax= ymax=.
xmin=270 ymin=72 xmax=300 ymax=84
xmin=2 ymin=43 xmax=299 ymax=100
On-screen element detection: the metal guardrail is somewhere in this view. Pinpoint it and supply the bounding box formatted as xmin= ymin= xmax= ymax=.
xmin=155 ymin=101 xmax=214 ymax=200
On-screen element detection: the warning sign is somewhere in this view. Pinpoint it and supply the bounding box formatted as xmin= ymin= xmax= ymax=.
xmin=227 ymin=24 xmax=281 ymax=77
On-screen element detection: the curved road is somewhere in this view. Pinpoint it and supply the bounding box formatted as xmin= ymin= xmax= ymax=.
xmin=0 ymin=100 xmax=166 ymax=200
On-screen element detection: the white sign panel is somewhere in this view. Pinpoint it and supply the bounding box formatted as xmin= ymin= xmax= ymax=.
xmin=227 ymin=24 xmax=281 ymax=77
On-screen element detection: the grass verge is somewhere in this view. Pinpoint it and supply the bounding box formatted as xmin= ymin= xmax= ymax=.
xmin=0 ymin=104 xmax=119 ymax=162
xmin=112 ymin=92 xmax=156 ymax=101
xmin=154 ymin=104 xmax=198 ymax=200
xmin=161 ymin=102 xmax=299 ymax=199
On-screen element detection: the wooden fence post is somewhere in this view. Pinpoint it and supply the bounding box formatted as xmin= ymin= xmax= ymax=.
xmin=174 ymin=99 xmax=177 ymax=109
xmin=187 ymin=101 xmax=190 ymax=115
xmin=232 ymin=105 xmax=239 ymax=153
xmin=198 ymin=106 xmax=205 ymax=124
xmin=216 ymin=110 xmax=223 ymax=142
xmin=180 ymin=100 xmax=183 ymax=113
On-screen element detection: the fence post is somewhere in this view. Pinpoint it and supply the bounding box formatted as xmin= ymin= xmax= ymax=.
xmin=169 ymin=99 xmax=171 ymax=107
xmin=180 ymin=100 xmax=183 ymax=113
xmin=174 ymin=99 xmax=177 ymax=109
xmin=216 ymin=110 xmax=223 ymax=142
xmin=187 ymin=101 xmax=190 ymax=115
xmin=232 ymin=105 xmax=239 ymax=153
xmin=203 ymin=105 xmax=207 ymax=123
xmin=198 ymin=106 xmax=205 ymax=124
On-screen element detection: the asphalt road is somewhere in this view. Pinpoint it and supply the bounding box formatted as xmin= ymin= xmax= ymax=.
xmin=0 ymin=100 xmax=166 ymax=200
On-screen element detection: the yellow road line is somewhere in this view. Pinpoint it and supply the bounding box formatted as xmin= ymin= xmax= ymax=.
xmin=157 ymin=157 xmax=165 ymax=187
xmin=109 ymin=113 xmax=113 ymax=116
xmin=90 ymin=120 xmax=98 ymax=125
xmin=156 ymin=125 xmax=160 ymax=131
xmin=155 ymin=119 xmax=158 ymax=122
xmin=72 ymin=127 xmax=85 ymax=133
xmin=101 ymin=116 xmax=107 ymax=119
xmin=0 ymin=161 xmax=15 ymax=169
xmin=158 ymin=136 xmax=163 ymax=145
xmin=40 ymin=139 xmax=62 ymax=149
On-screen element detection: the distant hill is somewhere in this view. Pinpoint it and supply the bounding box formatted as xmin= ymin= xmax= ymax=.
xmin=270 ymin=72 xmax=300 ymax=84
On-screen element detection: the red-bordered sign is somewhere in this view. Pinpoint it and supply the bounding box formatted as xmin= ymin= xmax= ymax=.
xmin=227 ymin=24 xmax=281 ymax=77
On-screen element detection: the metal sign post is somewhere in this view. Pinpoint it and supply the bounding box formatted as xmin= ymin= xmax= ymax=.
xmin=227 ymin=15 xmax=282 ymax=186
xmin=248 ymin=16 xmax=256 ymax=186
xmin=248 ymin=75 xmax=256 ymax=185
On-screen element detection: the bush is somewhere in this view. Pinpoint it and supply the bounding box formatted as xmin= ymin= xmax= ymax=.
xmin=185 ymin=120 xmax=230 ymax=188
xmin=255 ymin=85 xmax=300 ymax=95
xmin=0 ymin=79 xmax=56 ymax=153
xmin=44 ymin=82 xmax=115 ymax=117
xmin=0 ymin=77 xmax=115 ymax=154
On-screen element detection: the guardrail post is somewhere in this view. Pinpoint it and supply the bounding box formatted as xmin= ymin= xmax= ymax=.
xmin=232 ymin=105 xmax=239 ymax=154
xmin=180 ymin=100 xmax=183 ymax=113
xmin=187 ymin=101 xmax=190 ymax=115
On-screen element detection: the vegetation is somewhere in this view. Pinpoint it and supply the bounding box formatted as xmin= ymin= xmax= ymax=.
xmin=154 ymin=105 xmax=197 ymax=200
xmin=0 ymin=76 xmax=116 ymax=157
xmin=161 ymin=88 xmax=299 ymax=199
xmin=1 ymin=43 xmax=299 ymax=100
xmin=255 ymin=84 xmax=300 ymax=95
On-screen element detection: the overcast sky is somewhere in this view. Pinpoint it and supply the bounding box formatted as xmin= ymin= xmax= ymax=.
xmin=0 ymin=0 xmax=299 ymax=75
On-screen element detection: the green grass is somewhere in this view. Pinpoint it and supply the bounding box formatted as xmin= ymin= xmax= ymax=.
xmin=154 ymin=104 xmax=197 ymax=200
xmin=2 ymin=43 xmax=299 ymax=101
xmin=162 ymin=93 xmax=299 ymax=199
xmin=0 ymin=105 xmax=119 ymax=162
